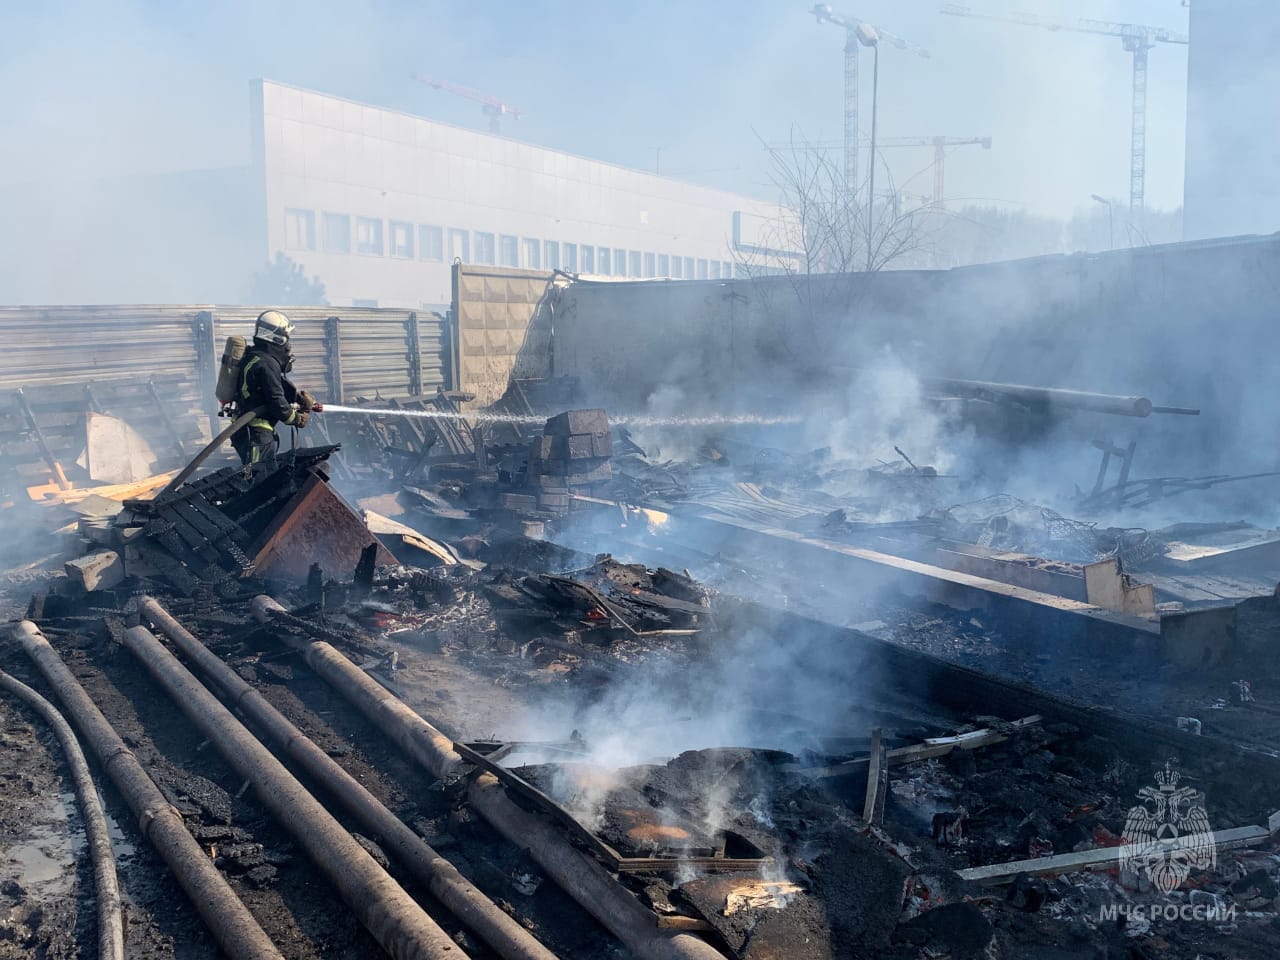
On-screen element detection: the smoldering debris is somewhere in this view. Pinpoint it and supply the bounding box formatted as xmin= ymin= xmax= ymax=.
xmin=10 ymin=368 xmax=1280 ymax=960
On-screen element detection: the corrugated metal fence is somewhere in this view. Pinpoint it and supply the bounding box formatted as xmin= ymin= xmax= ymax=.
xmin=0 ymin=304 xmax=450 ymax=496
xmin=0 ymin=304 xmax=450 ymax=401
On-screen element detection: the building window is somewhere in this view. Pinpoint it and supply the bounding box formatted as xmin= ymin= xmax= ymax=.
xmin=697 ymin=259 xmax=709 ymax=279
xmin=545 ymin=240 xmax=560 ymax=270
xmin=671 ymin=256 xmax=682 ymax=279
xmin=419 ymin=225 xmax=444 ymax=261
xmin=563 ymin=243 xmax=578 ymax=272
xmin=523 ymin=238 xmax=541 ymax=269
xmin=710 ymin=261 xmax=722 ymax=279
xmin=581 ymin=245 xmax=595 ymax=273
xmin=322 ymin=213 xmax=351 ymax=254
xmin=723 ymin=261 xmax=735 ymax=279
xmin=657 ymin=254 xmax=670 ymax=277
xmin=448 ymin=228 xmax=469 ymax=262
xmin=285 ymin=208 xmax=315 ymax=251
xmin=629 ymin=251 xmax=642 ymax=277
xmin=684 ymin=257 xmax=695 ymax=278
xmin=475 ymin=232 xmax=496 ymax=265
xmin=643 ymin=252 xmax=656 ymax=277
xmin=356 ymin=217 xmax=384 ymax=256
xmin=390 ymin=221 xmax=414 ymax=258
xmin=614 ymin=248 xmax=627 ymax=277
xmin=500 ymin=234 xmax=519 ymax=267
xmin=596 ymin=247 xmax=609 ymax=274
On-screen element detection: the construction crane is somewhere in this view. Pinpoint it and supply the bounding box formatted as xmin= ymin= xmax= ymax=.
xmin=809 ymin=5 xmax=930 ymax=201
xmin=940 ymin=4 xmax=1188 ymax=212
xmin=877 ymin=136 xmax=992 ymax=208
xmin=409 ymin=73 xmax=522 ymax=133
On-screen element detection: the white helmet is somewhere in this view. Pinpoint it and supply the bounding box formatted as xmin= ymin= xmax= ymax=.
xmin=254 ymin=310 xmax=294 ymax=346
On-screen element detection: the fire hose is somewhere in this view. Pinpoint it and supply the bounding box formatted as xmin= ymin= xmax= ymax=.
xmin=0 ymin=667 xmax=124 ymax=960
xmin=159 ymin=396 xmax=325 ymax=499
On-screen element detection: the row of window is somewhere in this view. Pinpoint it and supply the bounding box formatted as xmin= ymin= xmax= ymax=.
xmin=284 ymin=208 xmax=738 ymax=279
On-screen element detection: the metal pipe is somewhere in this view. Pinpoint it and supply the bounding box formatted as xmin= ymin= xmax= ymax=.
xmin=466 ymin=774 xmax=726 ymax=960
xmin=0 ymin=667 xmax=124 ymax=960
xmin=919 ymin=376 xmax=1157 ymax=417
xmin=139 ymin=597 xmax=557 ymax=960
xmin=249 ymin=596 xmax=465 ymax=780
xmin=249 ymin=597 xmax=728 ymax=960
xmin=119 ymin=624 xmax=465 ymax=960
xmin=10 ymin=621 xmax=284 ymax=960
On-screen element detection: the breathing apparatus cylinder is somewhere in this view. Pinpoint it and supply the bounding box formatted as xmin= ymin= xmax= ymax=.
xmin=214 ymin=336 xmax=246 ymax=405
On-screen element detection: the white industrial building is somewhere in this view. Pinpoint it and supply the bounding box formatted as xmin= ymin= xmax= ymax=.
xmin=0 ymin=79 xmax=779 ymax=307
xmin=1183 ymin=0 xmax=1280 ymax=240
xmin=255 ymin=80 xmax=778 ymax=307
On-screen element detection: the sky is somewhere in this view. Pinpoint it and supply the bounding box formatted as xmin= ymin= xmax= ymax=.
xmin=0 ymin=0 xmax=1192 ymax=219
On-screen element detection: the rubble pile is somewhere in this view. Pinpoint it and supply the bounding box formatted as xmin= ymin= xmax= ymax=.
xmin=508 ymin=408 xmax=613 ymax=515
xmin=51 ymin=446 xmax=393 ymax=600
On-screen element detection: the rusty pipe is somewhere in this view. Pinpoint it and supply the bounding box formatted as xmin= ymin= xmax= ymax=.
xmin=120 ymin=624 xmax=464 ymax=960
xmin=0 ymin=667 xmax=125 ymax=960
xmin=249 ymin=597 xmax=727 ymax=960
xmin=10 ymin=621 xmax=283 ymax=960
xmin=249 ymin=596 xmax=464 ymax=780
xmin=139 ymin=597 xmax=557 ymax=960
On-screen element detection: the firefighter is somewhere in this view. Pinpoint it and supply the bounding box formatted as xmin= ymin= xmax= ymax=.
xmin=230 ymin=310 xmax=322 ymax=467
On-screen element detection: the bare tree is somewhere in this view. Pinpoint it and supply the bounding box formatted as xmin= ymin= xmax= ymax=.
xmin=735 ymin=129 xmax=949 ymax=358
xmin=740 ymin=130 xmax=952 ymax=281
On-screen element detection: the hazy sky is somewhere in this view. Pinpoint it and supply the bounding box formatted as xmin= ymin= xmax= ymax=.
xmin=0 ymin=0 xmax=1191 ymax=218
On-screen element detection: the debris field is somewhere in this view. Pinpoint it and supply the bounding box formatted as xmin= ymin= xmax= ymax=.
xmin=4 ymin=383 xmax=1280 ymax=960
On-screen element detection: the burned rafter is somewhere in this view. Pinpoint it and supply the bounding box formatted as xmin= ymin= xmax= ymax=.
xmin=111 ymin=446 xmax=342 ymax=592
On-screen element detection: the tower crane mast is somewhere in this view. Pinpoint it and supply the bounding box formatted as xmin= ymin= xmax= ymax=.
xmin=809 ymin=5 xmax=930 ymax=202
xmin=940 ymin=4 xmax=1188 ymax=212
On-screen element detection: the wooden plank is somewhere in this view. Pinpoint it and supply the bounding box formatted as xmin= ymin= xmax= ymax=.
xmin=615 ymin=856 xmax=768 ymax=874
xmin=802 ymin=716 xmax=1042 ymax=780
xmin=33 ymin=471 xmax=177 ymax=507
xmin=935 ymin=547 xmax=1087 ymax=601
xmin=862 ymin=727 xmax=887 ymax=825
xmin=656 ymin=916 xmax=713 ymax=932
xmin=680 ymin=510 xmax=1163 ymax=637
xmin=1164 ymin=535 xmax=1280 ymax=573
xmin=958 ymin=824 xmax=1273 ymax=885
xmin=188 ymin=495 xmax=250 ymax=546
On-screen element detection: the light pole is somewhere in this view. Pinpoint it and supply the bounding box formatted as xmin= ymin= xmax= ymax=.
xmin=859 ymin=23 xmax=880 ymax=272
xmin=1091 ymin=194 xmax=1114 ymax=250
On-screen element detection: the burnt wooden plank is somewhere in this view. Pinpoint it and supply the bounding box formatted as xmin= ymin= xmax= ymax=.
xmin=188 ymin=493 xmax=250 ymax=545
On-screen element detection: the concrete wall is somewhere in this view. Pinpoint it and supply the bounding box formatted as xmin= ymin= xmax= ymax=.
xmin=1184 ymin=0 xmax=1280 ymax=239
xmin=255 ymin=79 xmax=777 ymax=309
xmin=544 ymin=236 xmax=1280 ymax=471
xmin=453 ymin=263 xmax=557 ymax=407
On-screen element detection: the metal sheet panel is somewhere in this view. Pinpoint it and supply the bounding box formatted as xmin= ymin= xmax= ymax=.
xmin=213 ymin=306 xmax=447 ymax=403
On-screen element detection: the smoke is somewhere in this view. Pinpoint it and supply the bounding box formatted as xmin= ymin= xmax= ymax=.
xmin=811 ymin=351 xmax=958 ymax=479
xmin=504 ymin=608 xmax=888 ymax=844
